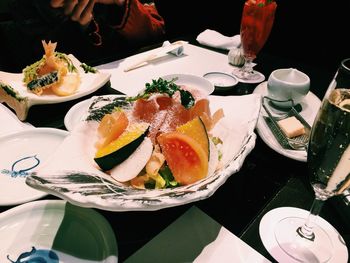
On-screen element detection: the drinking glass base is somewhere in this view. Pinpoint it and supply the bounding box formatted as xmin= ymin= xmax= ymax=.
xmin=274 ymin=217 xmax=332 ymax=262
xmin=259 ymin=207 xmax=348 ymax=263
xmin=232 ymin=67 xmax=265 ymax=84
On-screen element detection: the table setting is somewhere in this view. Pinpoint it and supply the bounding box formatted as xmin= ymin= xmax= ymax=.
xmin=1 ymin=0 xmax=349 ymax=261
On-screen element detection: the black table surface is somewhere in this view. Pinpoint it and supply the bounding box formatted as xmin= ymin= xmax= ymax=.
xmin=1 ymin=38 xmax=349 ymax=263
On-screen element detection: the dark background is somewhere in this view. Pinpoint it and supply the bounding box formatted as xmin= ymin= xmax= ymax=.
xmin=156 ymin=0 xmax=350 ymax=73
xmin=0 ymin=0 xmax=349 ymax=74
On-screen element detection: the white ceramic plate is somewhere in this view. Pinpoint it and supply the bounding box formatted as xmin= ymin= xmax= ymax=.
xmin=161 ymin=73 xmax=215 ymax=95
xmin=0 ymin=55 xmax=110 ymax=119
xmin=0 ymin=200 xmax=118 ymax=263
xmin=64 ymin=98 xmax=93 ymax=131
xmin=0 ymin=128 xmax=68 ymax=206
xmin=0 ymin=103 xmax=33 ymax=136
xmin=259 ymin=207 xmax=348 ymax=263
xmin=27 ymin=93 xmax=260 ymax=211
xmin=203 ymin=72 xmax=239 ymax=91
xmin=253 ymin=81 xmax=321 ymax=162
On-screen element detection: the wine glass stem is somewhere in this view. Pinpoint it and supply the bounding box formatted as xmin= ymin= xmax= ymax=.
xmin=296 ymin=197 xmax=325 ymax=241
xmin=242 ymin=58 xmax=254 ymax=74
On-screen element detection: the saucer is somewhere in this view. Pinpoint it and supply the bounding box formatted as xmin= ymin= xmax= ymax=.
xmin=253 ymin=81 xmax=321 ymax=162
xmin=0 ymin=200 xmax=118 ymax=262
xmin=259 ymin=207 xmax=348 ymax=263
xmin=232 ymin=67 xmax=265 ymax=84
xmin=0 ymin=128 xmax=68 ymax=206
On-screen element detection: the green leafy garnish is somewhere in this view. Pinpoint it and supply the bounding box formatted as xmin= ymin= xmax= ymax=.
xmin=80 ymin=63 xmax=98 ymax=73
xmin=159 ymin=165 xmax=179 ymax=188
xmin=0 ymin=82 xmax=26 ymax=102
xmin=211 ymin=136 xmax=223 ymax=146
xmin=55 ymin=52 xmax=77 ymax=73
xmin=22 ymin=58 xmax=45 ymax=84
xmin=126 ymin=77 xmax=195 ymax=109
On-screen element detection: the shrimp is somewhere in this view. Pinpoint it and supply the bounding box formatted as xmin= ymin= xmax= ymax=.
xmin=37 ymin=41 xmax=61 ymax=76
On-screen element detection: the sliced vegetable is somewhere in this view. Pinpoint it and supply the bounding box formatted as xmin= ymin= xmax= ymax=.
xmin=94 ymin=123 xmax=149 ymax=170
xmin=109 ymin=137 xmax=153 ymax=182
xmin=176 ymin=117 xmax=209 ymax=159
xmin=27 ymin=71 xmax=58 ymax=92
xmin=157 ymin=132 xmax=208 ymax=185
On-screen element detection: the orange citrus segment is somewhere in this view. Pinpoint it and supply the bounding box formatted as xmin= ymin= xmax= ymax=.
xmin=96 ymin=111 xmax=129 ymax=149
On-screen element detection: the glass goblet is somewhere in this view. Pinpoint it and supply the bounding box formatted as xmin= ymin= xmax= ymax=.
xmin=273 ymin=58 xmax=350 ymax=262
xmin=232 ymin=0 xmax=277 ymax=83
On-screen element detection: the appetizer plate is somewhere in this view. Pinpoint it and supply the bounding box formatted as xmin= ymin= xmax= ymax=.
xmin=160 ymin=73 xmax=215 ymax=95
xmin=0 ymin=128 xmax=68 ymax=206
xmin=27 ymin=94 xmax=260 ymax=211
xmin=0 ymin=200 xmax=118 ymax=263
xmin=0 ymin=55 xmax=111 ymax=120
xmin=253 ymin=81 xmax=321 ymax=162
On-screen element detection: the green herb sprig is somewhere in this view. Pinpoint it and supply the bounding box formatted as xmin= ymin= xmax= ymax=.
xmin=80 ymin=63 xmax=98 ymax=73
xmin=126 ymin=77 xmax=195 ymax=109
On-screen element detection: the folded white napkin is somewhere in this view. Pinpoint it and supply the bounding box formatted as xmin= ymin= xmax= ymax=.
xmin=196 ymin=29 xmax=241 ymax=50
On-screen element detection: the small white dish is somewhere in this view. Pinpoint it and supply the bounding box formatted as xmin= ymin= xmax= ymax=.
xmin=253 ymin=81 xmax=321 ymax=162
xmin=0 ymin=128 xmax=68 ymax=206
xmin=203 ymin=72 xmax=238 ymax=91
xmin=0 ymin=200 xmax=118 ymax=263
xmin=259 ymin=207 xmax=348 ymax=263
xmin=0 ymin=55 xmax=111 ymax=120
xmin=161 ymin=73 xmax=215 ymax=95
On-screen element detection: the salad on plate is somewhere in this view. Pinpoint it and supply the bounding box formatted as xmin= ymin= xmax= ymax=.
xmin=26 ymin=77 xmax=260 ymax=211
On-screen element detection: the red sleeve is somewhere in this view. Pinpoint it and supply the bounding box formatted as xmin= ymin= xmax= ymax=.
xmin=111 ymin=0 xmax=165 ymax=42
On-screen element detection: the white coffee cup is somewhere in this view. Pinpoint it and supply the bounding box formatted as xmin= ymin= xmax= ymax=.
xmin=267 ymin=68 xmax=310 ymax=107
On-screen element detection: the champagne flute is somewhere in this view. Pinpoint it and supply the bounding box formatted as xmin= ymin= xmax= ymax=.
xmin=273 ymin=58 xmax=350 ymax=262
xmin=232 ymin=0 xmax=277 ymax=83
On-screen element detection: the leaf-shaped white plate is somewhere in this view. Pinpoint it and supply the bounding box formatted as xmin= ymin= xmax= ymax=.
xmin=26 ymin=94 xmax=261 ymax=211
xmin=0 ymin=55 xmax=111 ymax=120
xmin=0 ymin=200 xmax=118 ymax=263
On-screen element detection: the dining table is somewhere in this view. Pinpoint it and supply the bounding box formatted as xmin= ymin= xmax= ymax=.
xmin=1 ymin=35 xmax=349 ymax=263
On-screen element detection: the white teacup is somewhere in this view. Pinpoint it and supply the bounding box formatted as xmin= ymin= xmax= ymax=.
xmin=267 ymin=68 xmax=310 ymax=108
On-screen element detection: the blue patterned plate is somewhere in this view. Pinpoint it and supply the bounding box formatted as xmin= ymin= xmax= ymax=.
xmin=0 ymin=128 xmax=68 ymax=206
xmin=0 ymin=200 xmax=118 ymax=263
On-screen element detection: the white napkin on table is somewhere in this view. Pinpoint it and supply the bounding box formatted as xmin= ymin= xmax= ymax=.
xmin=196 ymin=29 xmax=241 ymax=50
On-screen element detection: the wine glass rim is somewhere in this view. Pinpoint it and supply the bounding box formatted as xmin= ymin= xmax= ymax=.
xmin=341 ymin=58 xmax=350 ymax=71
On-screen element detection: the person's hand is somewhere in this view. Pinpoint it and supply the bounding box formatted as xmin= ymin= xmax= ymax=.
xmin=50 ymin=0 xmax=126 ymax=26
xmin=50 ymin=0 xmax=96 ymax=26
